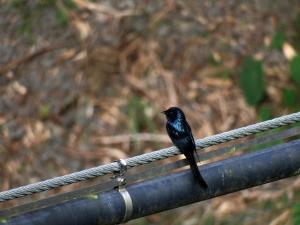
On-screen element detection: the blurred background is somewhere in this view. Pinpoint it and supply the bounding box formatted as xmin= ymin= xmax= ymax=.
xmin=1 ymin=0 xmax=300 ymax=224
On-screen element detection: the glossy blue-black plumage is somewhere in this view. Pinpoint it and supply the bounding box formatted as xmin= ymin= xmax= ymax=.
xmin=163 ymin=107 xmax=208 ymax=188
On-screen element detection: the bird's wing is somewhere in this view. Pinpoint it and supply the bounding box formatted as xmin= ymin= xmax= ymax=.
xmin=166 ymin=122 xmax=185 ymax=140
xmin=166 ymin=122 xmax=192 ymax=153
xmin=185 ymin=121 xmax=196 ymax=148
xmin=184 ymin=121 xmax=202 ymax=162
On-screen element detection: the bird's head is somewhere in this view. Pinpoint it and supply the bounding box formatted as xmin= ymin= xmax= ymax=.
xmin=162 ymin=107 xmax=185 ymax=122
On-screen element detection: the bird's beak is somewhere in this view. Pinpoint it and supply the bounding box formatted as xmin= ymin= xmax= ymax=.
xmin=161 ymin=110 xmax=166 ymax=114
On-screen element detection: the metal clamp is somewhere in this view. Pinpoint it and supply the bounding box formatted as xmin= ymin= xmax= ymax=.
xmin=112 ymin=159 xmax=133 ymax=222
xmin=119 ymin=187 xmax=133 ymax=222
xmin=112 ymin=159 xmax=127 ymax=187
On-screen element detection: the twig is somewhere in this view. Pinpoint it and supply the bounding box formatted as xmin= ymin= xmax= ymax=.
xmin=0 ymin=45 xmax=63 ymax=74
xmin=92 ymin=133 xmax=170 ymax=145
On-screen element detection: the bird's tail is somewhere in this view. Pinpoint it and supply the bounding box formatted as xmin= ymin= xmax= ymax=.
xmin=186 ymin=152 xmax=208 ymax=188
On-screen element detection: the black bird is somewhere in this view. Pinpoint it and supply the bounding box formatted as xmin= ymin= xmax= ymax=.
xmin=162 ymin=107 xmax=208 ymax=188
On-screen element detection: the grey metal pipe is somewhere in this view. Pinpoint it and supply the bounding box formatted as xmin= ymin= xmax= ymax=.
xmin=2 ymin=139 xmax=300 ymax=225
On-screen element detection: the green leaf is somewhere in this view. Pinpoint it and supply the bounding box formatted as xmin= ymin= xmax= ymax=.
xmin=282 ymin=87 xmax=297 ymax=107
xmin=239 ymin=57 xmax=265 ymax=106
xmin=127 ymin=96 xmax=155 ymax=133
xmin=296 ymin=13 xmax=300 ymax=30
xmin=203 ymin=214 xmax=215 ymax=225
xmin=63 ymin=0 xmax=77 ymax=9
xmin=293 ymin=200 xmax=300 ymax=225
xmin=56 ymin=7 xmax=69 ymax=26
xmin=291 ymin=55 xmax=300 ymax=86
xmin=39 ymin=104 xmax=50 ymax=119
xmin=258 ymin=106 xmax=272 ymax=121
xmin=271 ymin=31 xmax=285 ymax=49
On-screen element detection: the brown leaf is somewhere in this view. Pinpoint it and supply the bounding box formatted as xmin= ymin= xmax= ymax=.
xmin=283 ymin=42 xmax=296 ymax=61
xmin=72 ymin=19 xmax=92 ymax=40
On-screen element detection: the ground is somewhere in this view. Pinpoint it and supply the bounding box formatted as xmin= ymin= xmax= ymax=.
xmin=0 ymin=0 xmax=300 ymax=224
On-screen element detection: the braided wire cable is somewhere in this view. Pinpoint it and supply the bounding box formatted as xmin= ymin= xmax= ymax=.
xmin=1 ymin=111 xmax=300 ymax=201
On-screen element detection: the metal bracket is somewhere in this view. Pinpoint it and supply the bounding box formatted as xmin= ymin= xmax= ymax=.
xmin=112 ymin=159 xmax=127 ymax=187
xmin=112 ymin=159 xmax=133 ymax=222
xmin=119 ymin=187 xmax=133 ymax=222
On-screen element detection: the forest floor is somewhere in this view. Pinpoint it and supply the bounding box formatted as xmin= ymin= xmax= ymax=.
xmin=1 ymin=0 xmax=300 ymax=224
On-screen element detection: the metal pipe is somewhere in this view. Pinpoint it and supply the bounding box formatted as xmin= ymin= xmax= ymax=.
xmin=2 ymin=139 xmax=300 ymax=225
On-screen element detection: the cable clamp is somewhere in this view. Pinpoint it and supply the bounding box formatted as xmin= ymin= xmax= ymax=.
xmin=112 ymin=159 xmax=127 ymax=187
xmin=112 ymin=159 xmax=133 ymax=222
